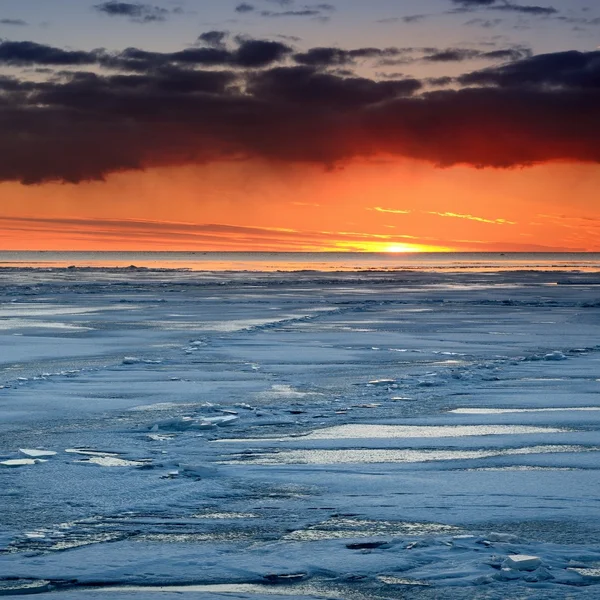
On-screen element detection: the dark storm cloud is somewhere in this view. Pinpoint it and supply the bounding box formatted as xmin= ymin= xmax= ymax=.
xmin=294 ymin=46 xmax=402 ymax=67
xmin=0 ymin=42 xmax=599 ymax=184
xmin=294 ymin=45 xmax=530 ymax=68
xmin=459 ymin=50 xmax=600 ymax=89
xmin=103 ymin=41 xmax=292 ymax=70
xmin=0 ymin=41 xmax=97 ymax=66
xmin=246 ymin=66 xmax=422 ymax=108
xmin=0 ymin=38 xmax=292 ymax=71
xmin=233 ymin=39 xmax=293 ymax=67
xmin=94 ymin=2 xmax=173 ymax=23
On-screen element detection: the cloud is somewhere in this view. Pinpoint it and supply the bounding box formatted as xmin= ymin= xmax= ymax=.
xmin=0 ymin=38 xmax=294 ymax=71
xmin=402 ymin=15 xmax=428 ymax=23
xmin=371 ymin=207 xmax=412 ymax=214
xmin=491 ymin=3 xmax=557 ymax=15
xmin=246 ymin=66 xmax=422 ymax=108
xmin=94 ymin=2 xmax=174 ymax=23
xmin=0 ymin=215 xmax=438 ymax=252
xmin=0 ymin=19 xmax=28 ymax=26
xmin=0 ymin=41 xmax=97 ymax=66
xmin=464 ymin=17 xmax=503 ymax=27
xmin=459 ymin=50 xmax=600 ymax=89
xmin=0 ymin=42 xmax=599 ymax=184
xmin=235 ymin=3 xmax=255 ymax=13
xmin=451 ymin=0 xmax=557 ymax=16
xmin=294 ymin=46 xmax=403 ymax=67
xmin=197 ymin=31 xmax=229 ymax=49
xmin=260 ymin=3 xmax=335 ymax=18
xmin=293 ymin=45 xmax=530 ymax=68
xmin=452 ymin=0 xmax=497 ymax=5
xmin=423 ymin=46 xmax=531 ymax=62
xmin=232 ymin=39 xmax=293 ymax=67
xmin=426 ymin=211 xmax=516 ymax=224
xmin=371 ymin=207 xmax=516 ymax=224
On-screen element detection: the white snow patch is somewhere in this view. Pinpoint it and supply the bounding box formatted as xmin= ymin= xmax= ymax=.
xmin=224 ymin=444 xmax=590 ymax=465
xmin=227 ymin=423 xmax=566 ymax=442
xmin=450 ymin=407 xmax=600 ymax=414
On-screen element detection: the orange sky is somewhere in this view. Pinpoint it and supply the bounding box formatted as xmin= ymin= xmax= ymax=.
xmin=1 ymin=1 xmax=599 ymax=252
xmin=2 ymin=158 xmax=599 ymax=252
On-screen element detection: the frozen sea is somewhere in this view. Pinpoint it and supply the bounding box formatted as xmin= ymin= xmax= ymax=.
xmin=1 ymin=254 xmax=600 ymax=598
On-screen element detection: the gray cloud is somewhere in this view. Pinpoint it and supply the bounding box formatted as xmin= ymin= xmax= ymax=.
xmin=94 ymin=2 xmax=176 ymax=23
xmin=0 ymin=18 xmax=28 ymax=26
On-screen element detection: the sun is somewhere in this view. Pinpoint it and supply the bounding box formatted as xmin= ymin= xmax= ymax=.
xmin=332 ymin=241 xmax=454 ymax=253
xmin=385 ymin=243 xmax=419 ymax=253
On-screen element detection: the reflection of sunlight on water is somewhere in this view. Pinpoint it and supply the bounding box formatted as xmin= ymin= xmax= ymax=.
xmin=297 ymin=424 xmax=566 ymax=439
xmin=223 ymin=445 xmax=593 ymax=465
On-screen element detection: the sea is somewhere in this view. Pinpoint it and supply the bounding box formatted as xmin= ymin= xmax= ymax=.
xmin=0 ymin=251 xmax=600 ymax=272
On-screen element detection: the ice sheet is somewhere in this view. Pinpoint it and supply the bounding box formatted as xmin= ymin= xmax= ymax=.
xmin=2 ymin=267 xmax=600 ymax=598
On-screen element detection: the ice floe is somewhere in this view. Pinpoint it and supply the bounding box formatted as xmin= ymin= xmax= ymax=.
xmin=19 ymin=448 xmax=57 ymax=458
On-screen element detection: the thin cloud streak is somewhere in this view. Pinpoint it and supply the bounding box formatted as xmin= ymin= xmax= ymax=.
xmin=371 ymin=207 xmax=516 ymax=225
xmin=0 ymin=216 xmax=441 ymax=251
xmin=427 ymin=211 xmax=516 ymax=224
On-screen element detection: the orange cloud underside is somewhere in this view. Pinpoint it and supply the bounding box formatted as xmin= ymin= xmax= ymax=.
xmin=1 ymin=158 xmax=599 ymax=252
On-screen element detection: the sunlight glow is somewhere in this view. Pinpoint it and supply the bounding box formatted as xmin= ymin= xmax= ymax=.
xmin=334 ymin=241 xmax=452 ymax=253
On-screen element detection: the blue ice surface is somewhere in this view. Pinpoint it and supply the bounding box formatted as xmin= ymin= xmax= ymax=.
xmin=1 ymin=267 xmax=600 ymax=598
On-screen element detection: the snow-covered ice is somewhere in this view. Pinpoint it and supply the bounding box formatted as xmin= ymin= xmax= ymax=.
xmin=1 ymin=267 xmax=600 ymax=598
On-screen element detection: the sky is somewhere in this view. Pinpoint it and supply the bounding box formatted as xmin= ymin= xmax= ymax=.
xmin=0 ymin=0 xmax=599 ymax=252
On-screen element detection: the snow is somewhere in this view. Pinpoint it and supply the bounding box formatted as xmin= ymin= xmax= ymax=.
xmin=1 ymin=267 xmax=600 ymax=598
